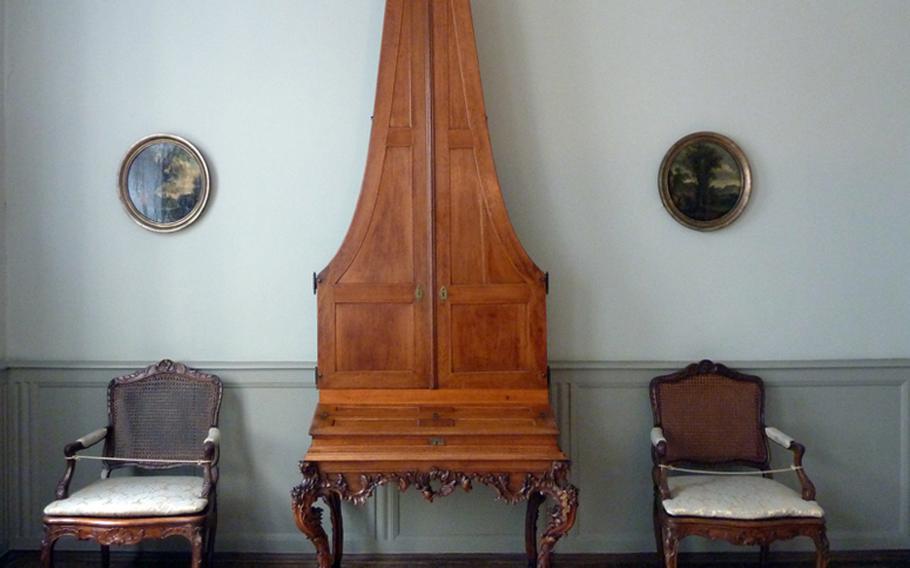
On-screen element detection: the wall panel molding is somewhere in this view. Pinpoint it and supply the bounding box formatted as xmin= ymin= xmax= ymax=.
xmin=2 ymin=360 xmax=908 ymax=553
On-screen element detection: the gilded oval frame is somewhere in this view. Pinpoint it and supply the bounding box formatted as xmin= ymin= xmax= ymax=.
xmin=118 ymin=134 xmax=211 ymax=233
xmin=658 ymin=131 xmax=752 ymax=231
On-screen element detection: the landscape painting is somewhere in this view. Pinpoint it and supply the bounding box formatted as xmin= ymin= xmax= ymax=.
xmin=659 ymin=132 xmax=751 ymax=231
xmin=119 ymin=135 xmax=210 ymax=232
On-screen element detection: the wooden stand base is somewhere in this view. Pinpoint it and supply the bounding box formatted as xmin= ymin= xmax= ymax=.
xmin=291 ymin=461 xmax=578 ymax=568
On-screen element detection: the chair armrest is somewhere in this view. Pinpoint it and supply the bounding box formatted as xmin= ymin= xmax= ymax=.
xmin=203 ymin=427 xmax=220 ymax=463
xmin=649 ymin=427 xmax=670 ymax=499
xmin=204 ymin=427 xmax=221 ymax=447
xmin=56 ymin=427 xmax=109 ymax=499
xmin=650 ymin=427 xmax=667 ymax=448
xmin=765 ymin=425 xmax=816 ymax=501
xmin=201 ymin=427 xmax=221 ymax=499
xmin=765 ymin=426 xmax=794 ymax=449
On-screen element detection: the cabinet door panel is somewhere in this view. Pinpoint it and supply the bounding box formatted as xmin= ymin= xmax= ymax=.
xmin=433 ymin=0 xmax=547 ymax=389
xmin=317 ymin=0 xmax=432 ymax=388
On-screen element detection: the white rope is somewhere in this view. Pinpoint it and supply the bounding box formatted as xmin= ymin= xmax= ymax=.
xmin=68 ymin=455 xmax=212 ymax=466
xmin=659 ymin=464 xmax=802 ymax=475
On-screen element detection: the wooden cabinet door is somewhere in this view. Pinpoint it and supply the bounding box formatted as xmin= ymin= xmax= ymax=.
xmin=431 ymin=0 xmax=548 ymax=389
xmin=317 ymin=0 xmax=433 ymax=388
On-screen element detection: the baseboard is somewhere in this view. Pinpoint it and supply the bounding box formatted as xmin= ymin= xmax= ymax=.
xmin=3 ymin=549 xmax=910 ymax=566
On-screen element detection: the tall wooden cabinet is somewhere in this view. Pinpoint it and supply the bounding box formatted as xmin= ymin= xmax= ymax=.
xmin=294 ymin=2 xmax=577 ymax=567
xmin=316 ymin=0 xmax=547 ymax=391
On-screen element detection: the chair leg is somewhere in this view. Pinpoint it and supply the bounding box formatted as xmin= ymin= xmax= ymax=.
xmin=759 ymin=543 xmax=769 ymax=567
xmin=206 ymin=498 xmax=218 ymax=567
xmin=653 ymin=497 xmax=665 ymax=568
xmin=101 ymin=544 xmax=111 ymax=568
xmin=812 ymin=529 xmax=830 ymax=568
xmin=662 ymin=526 xmax=679 ymax=568
xmin=205 ymin=521 xmax=218 ymax=567
xmin=39 ymin=527 xmax=57 ymax=568
xmin=190 ymin=528 xmax=205 ymax=568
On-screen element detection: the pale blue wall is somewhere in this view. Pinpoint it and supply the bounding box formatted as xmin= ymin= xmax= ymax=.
xmin=2 ymin=0 xmax=909 ymax=363
xmin=1 ymin=0 xmax=909 ymax=557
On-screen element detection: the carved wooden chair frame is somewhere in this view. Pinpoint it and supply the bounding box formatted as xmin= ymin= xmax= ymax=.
xmin=40 ymin=360 xmax=223 ymax=568
xmin=650 ymin=360 xmax=829 ymax=568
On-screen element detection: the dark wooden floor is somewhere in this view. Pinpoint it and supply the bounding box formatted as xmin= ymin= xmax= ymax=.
xmin=4 ymin=550 xmax=910 ymax=568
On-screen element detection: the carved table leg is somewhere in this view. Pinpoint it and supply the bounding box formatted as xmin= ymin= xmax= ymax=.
xmin=653 ymin=496 xmax=665 ymax=568
xmin=524 ymin=491 xmax=545 ymax=568
xmin=292 ymin=462 xmax=333 ymax=568
xmin=535 ymin=483 xmax=579 ymax=568
xmin=328 ymin=492 xmax=344 ymax=568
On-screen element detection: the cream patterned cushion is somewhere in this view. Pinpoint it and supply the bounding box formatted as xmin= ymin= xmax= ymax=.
xmin=662 ymin=475 xmax=824 ymax=519
xmin=44 ymin=476 xmax=208 ymax=517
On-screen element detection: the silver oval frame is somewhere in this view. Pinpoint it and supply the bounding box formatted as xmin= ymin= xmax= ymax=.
xmin=118 ymin=134 xmax=211 ymax=233
xmin=659 ymin=131 xmax=752 ymax=232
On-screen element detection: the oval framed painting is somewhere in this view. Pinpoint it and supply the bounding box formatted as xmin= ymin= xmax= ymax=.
xmin=659 ymin=131 xmax=752 ymax=231
xmin=118 ymin=134 xmax=211 ymax=233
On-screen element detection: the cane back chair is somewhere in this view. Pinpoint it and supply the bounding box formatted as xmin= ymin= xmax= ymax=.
xmin=650 ymin=360 xmax=828 ymax=568
xmin=41 ymin=360 xmax=223 ymax=568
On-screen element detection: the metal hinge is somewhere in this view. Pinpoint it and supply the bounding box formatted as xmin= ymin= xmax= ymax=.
xmin=314 ymin=366 xmax=321 ymax=385
xmin=312 ymin=272 xmax=319 ymax=295
xmin=544 ymin=272 xmax=550 ymax=294
xmin=546 ymin=366 xmax=551 ymax=387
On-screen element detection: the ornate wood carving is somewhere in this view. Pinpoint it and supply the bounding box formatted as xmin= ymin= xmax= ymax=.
xmin=42 ymin=360 xmax=221 ymax=568
xmin=292 ymin=461 xmax=578 ymax=568
xmin=41 ymin=518 xmax=208 ymax=568
xmin=298 ymin=0 xmax=577 ymax=563
xmin=650 ymin=362 xmax=829 ymax=568
xmin=658 ymin=511 xmax=830 ymax=568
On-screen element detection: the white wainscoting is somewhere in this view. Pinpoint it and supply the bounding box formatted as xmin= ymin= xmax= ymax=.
xmin=1 ymin=360 xmax=907 ymax=554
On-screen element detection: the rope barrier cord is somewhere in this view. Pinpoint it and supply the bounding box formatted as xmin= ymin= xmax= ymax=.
xmin=68 ymin=455 xmax=212 ymax=465
xmin=659 ymin=464 xmax=802 ymax=475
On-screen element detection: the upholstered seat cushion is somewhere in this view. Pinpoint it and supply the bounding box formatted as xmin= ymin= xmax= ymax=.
xmin=662 ymin=475 xmax=824 ymax=520
xmin=44 ymin=476 xmax=208 ymax=517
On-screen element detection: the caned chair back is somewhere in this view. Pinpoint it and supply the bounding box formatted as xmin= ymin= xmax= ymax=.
xmin=105 ymin=360 xmax=223 ymax=470
xmin=650 ymin=360 xmax=768 ymax=467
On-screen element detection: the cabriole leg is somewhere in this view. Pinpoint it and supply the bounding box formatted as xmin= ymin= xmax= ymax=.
xmin=328 ymin=492 xmax=344 ymax=568
xmin=190 ymin=528 xmax=204 ymax=568
xmin=524 ymin=491 xmax=545 ymax=568
xmin=39 ymin=526 xmax=57 ymax=568
xmin=653 ymin=497 xmax=666 ymax=568
xmin=536 ymin=484 xmax=579 ymax=568
xmin=662 ymin=526 xmax=679 ymax=568
xmin=813 ymin=529 xmax=830 ymax=568
xmin=292 ymin=462 xmax=333 ymax=568
xmin=205 ymin=493 xmax=219 ymax=567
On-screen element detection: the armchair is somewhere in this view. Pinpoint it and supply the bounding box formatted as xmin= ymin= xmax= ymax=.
xmin=41 ymin=360 xmax=223 ymax=568
xmin=650 ymin=360 xmax=828 ymax=568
